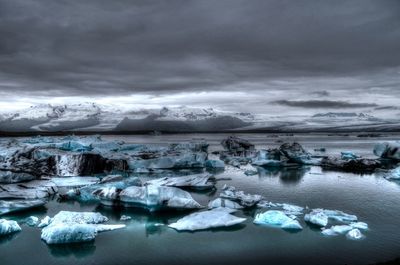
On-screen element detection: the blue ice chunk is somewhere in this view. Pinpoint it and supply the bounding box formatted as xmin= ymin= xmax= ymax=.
xmin=254 ymin=210 xmax=302 ymax=230
xmin=205 ymin=159 xmax=225 ymax=168
xmin=341 ymin=151 xmax=359 ymax=160
xmin=25 ymin=216 xmax=39 ymax=226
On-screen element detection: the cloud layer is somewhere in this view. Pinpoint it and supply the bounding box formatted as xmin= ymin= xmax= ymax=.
xmin=0 ymin=0 xmax=399 ymax=116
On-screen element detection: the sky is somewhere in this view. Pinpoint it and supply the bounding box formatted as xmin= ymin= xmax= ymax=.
xmin=0 ymin=0 xmax=399 ymax=115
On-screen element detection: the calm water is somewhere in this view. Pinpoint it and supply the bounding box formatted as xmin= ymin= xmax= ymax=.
xmin=1 ymin=133 xmax=400 ymax=265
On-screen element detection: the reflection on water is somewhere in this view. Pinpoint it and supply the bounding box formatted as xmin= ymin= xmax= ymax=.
xmin=0 ymin=233 xmax=19 ymax=246
xmin=47 ymin=242 xmax=96 ymax=258
xmin=257 ymin=166 xmax=310 ymax=185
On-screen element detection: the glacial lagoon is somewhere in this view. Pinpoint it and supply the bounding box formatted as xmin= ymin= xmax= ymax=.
xmin=1 ymin=133 xmax=400 ymax=265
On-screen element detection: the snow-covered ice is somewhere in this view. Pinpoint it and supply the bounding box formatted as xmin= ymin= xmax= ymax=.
xmin=0 ymin=219 xmax=21 ymax=235
xmin=169 ymin=208 xmax=246 ymax=231
xmin=40 ymin=211 xmax=125 ymax=244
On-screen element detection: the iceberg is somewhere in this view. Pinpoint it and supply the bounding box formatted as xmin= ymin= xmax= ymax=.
xmin=221 ymin=136 xmax=255 ymax=155
xmin=145 ymin=174 xmax=215 ymax=190
xmin=41 ymin=223 xmax=98 ymax=244
xmin=341 ymin=151 xmax=359 ymax=160
xmin=56 ymin=141 xmax=93 ymax=152
xmin=350 ymin=222 xmax=368 ymax=230
xmin=254 ymin=210 xmax=302 ymax=230
xmin=385 ymin=166 xmax=400 ymax=180
xmin=50 ymin=211 xmax=109 ymax=225
xmin=38 ymin=216 xmax=52 ymax=228
xmin=0 ymin=199 xmax=45 ymax=215
xmin=0 ymin=170 xmax=36 ymax=184
xmin=204 ymin=159 xmax=225 ymax=169
xmin=208 ymin=198 xmax=243 ymax=210
xmin=220 ymin=185 xmax=263 ymax=207
xmin=169 ymin=208 xmax=246 ymax=231
xmin=25 ymin=216 xmax=39 ymax=226
xmin=305 ymin=208 xmax=357 ymax=227
xmin=321 ymin=156 xmax=382 ymax=173
xmin=120 ymin=215 xmax=132 ymax=221
xmin=51 ymin=177 xmax=99 ymax=187
xmin=304 ymin=209 xmax=329 ymax=227
xmin=323 ymin=209 xmax=357 ymax=223
xmin=0 ymin=180 xmax=57 ymax=199
xmin=346 ymin=228 xmax=364 ymax=240
xmin=0 ymin=219 xmax=21 ymax=236
xmin=95 ymin=185 xmax=203 ymax=211
xmin=40 ymin=211 xmax=125 ymax=244
xmin=321 ymin=225 xmax=353 ymax=236
xmin=374 ymin=142 xmax=400 ymax=160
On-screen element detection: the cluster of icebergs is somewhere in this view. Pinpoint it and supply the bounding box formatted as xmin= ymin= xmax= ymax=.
xmin=3 ymin=135 xmax=399 ymax=245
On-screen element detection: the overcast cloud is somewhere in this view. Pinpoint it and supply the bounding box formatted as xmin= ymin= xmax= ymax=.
xmin=0 ymin=0 xmax=399 ymax=114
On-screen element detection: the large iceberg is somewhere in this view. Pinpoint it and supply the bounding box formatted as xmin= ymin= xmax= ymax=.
xmin=0 ymin=219 xmax=21 ymax=235
xmin=254 ymin=210 xmax=302 ymax=230
xmin=94 ymin=185 xmax=203 ymax=211
xmin=169 ymin=208 xmax=246 ymax=231
xmin=145 ymin=174 xmax=215 ymax=190
xmin=40 ymin=211 xmax=125 ymax=244
xmin=0 ymin=199 xmax=45 ymax=215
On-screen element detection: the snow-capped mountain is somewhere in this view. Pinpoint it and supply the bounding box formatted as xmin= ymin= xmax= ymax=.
xmin=0 ymin=104 xmax=399 ymax=133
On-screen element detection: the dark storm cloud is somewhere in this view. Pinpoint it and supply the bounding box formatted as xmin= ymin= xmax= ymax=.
xmin=273 ymin=100 xmax=378 ymax=109
xmin=0 ymin=0 xmax=399 ymax=97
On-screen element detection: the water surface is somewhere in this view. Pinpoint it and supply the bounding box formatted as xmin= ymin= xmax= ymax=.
xmin=1 ymin=133 xmax=400 ymax=265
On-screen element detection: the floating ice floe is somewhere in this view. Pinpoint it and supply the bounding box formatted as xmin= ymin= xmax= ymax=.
xmin=220 ymin=185 xmax=263 ymax=207
xmin=0 ymin=199 xmax=45 ymax=215
xmin=346 ymin=228 xmax=364 ymax=240
xmin=38 ymin=216 xmax=52 ymax=228
xmin=304 ymin=208 xmax=357 ymax=227
xmin=208 ymin=198 xmax=243 ymax=210
xmin=40 ymin=211 xmax=125 ymax=244
xmin=94 ymin=185 xmax=202 ymax=211
xmin=169 ymin=208 xmax=246 ymax=231
xmin=25 ymin=216 xmax=39 ymax=226
xmin=254 ymin=210 xmax=302 ymax=230
xmin=257 ymin=201 xmax=304 ymax=216
xmin=0 ymin=219 xmax=21 ymax=235
xmin=322 ymin=222 xmax=368 ymax=237
xmin=120 ymin=215 xmax=132 ymax=221
xmin=145 ymin=174 xmax=215 ymax=190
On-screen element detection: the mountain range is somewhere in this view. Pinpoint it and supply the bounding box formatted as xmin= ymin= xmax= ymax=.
xmin=0 ymin=103 xmax=399 ymax=133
